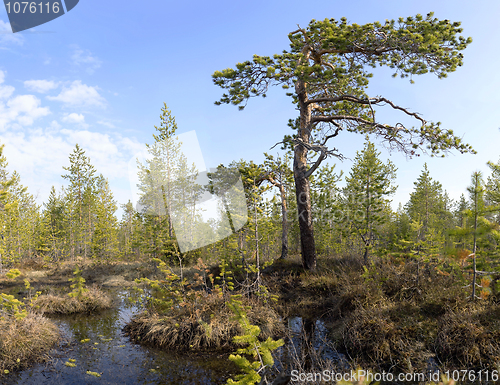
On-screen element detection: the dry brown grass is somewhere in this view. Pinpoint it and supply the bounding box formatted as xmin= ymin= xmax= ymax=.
xmin=313 ymin=254 xmax=500 ymax=371
xmin=341 ymin=303 xmax=420 ymax=371
xmin=124 ymin=294 xmax=284 ymax=351
xmin=435 ymin=304 xmax=500 ymax=368
xmin=262 ymin=253 xmax=500 ymax=371
xmin=0 ymin=312 xmax=59 ymax=374
xmin=33 ymin=285 xmax=112 ymax=314
xmin=2 ymin=257 xmax=158 ymax=289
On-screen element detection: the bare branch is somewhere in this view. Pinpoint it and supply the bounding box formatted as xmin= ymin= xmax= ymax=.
xmin=292 ymin=137 xmax=344 ymax=179
xmin=317 ymin=45 xmax=395 ymax=57
xmin=320 ymin=122 xmax=342 ymax=146
xmin=307 ymin=95 xmax=426 ymax=125
xmin=289 ymin=25 xmax=313 ymax=46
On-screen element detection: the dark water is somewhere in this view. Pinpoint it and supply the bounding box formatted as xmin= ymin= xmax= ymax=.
xmin=277 ymin=316 xmax=347 ymax=372
xmin=287 ymin=316 xmax=341 ymax=359
xmin=0 ymin=285 xmax=352 ymax=385
xmin=1 ymin=291 xmax=235 ymax=385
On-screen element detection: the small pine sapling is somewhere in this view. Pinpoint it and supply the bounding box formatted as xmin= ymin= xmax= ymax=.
xmin=225 ymin=294 xmax=284 ymax=385
xmin=68 ymin=265 xmax=88 ymax=298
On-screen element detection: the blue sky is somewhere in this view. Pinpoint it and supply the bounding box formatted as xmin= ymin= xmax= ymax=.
xmin=0 ymin=0 xmax=499 ymax=219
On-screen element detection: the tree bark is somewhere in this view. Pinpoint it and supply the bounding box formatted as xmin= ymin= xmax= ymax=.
xmin=279 ymin=183 xmax=288 ymax=260
xmin=472 ymin=180 xmax=478 ymax=301
xmin=294 ymin=79 xmax=316 ymax=271
xmin=267 ymin=174 xmax=288 ymax=260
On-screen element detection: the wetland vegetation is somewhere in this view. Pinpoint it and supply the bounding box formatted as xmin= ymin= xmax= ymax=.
xmin=1 ymin=12 xmax=499 ymax=385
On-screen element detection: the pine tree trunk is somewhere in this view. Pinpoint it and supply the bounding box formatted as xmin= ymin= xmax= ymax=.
xmin=280 ymin=189 xmax=288 ymax=260
xmin=472 ymin=187 xmax=478 ymax=301
xmin=253 ymin=179 xmax=260 ymax=284
xmin=294 ymin=79 xmax=316 ymax=271
xmin=294 ymin=173 xmax=316 ymax=270
xmin=270 ymin=177 xmax=288 ymax=260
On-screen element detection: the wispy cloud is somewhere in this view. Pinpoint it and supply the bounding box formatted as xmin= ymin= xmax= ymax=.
xmin=97 ymin=120 xmax=115 ymax=128
xmin=0 ymin=124 xmax=144 ymax=205
xmin=47 ymin=80 xmax=106 ymax=108
xmin=71 ymin=45 xmax=102 ymax=74
xmin=0 ymin=72 xmax=51 ymax=131
xmin=0 ymin=20 xmax=24 ymax=46
xmin=0 ymin=95 xmax=51 ymax=129
xmin=0 ymin=70 xmax=15 ymax=99
xmin=62 ymin=112 xmax=86 ymax=126
xmin=24 ymin=79 xmax=59 ymax=93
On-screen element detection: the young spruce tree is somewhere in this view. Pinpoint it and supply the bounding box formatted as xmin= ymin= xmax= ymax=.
xmin=344 ymin=138 xmax=396 ymax=264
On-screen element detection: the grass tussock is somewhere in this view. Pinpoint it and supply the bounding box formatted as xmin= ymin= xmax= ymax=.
xmin=308 ymin=254 xmax=500 ymax=371
xmin=34 ymin=285 xmax=112 ymax=314
xmin=0 ymin=312 xmax=59 ymax=374
xmin=342 ymin=304 xmax=420 ymax=371
xmin=124 ymin=294 xmax=284 ymax=351
xmin=265 ymin=253 xmax=500 ymax=371
xmin=435 ymin=304 xmax=500 ymax=367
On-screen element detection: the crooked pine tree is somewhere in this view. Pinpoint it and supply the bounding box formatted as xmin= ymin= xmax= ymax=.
xmin=213 ymin=13 xmax=474 ymax=270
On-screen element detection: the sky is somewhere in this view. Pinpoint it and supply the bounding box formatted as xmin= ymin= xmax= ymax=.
xmin=0 ymin=0 xmax=499 ymax=220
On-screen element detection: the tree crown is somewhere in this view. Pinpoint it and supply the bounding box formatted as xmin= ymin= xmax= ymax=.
xmin=213 ymin=13 xmax=474 ymax=158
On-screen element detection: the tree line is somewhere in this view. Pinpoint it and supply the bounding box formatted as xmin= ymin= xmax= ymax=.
xmin=0 ymin=115 xmax=499 ymax=277
xmin=2 ymin=13 xmax=496 ymax=279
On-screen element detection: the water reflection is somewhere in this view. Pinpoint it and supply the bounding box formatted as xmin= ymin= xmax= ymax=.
xmin=270 ymin=316 xmax=348 ymax=377
xmin=2 ymin=290 xmax=234 ymax=385
xmin=287 ymin=316 xmax=343 ymax=362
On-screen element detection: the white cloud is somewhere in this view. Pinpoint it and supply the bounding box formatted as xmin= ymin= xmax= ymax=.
xmin=0 ymin=86 xmax=14 ymax=99
xmin=0 ymin=20 xmax=24 ymax=45
xmin=49 ymin=120 xmax=61 ymax=129
xmin=0 ymin=125 xmax=143 ymax=208
xmin=24 ymin=79 xmax=59 ymax=93
xmin=71 ymin=45 xmax=102 ymax=74
xmin=0 ymin=70 xmax=14 ymax=99
xmin=47 ymin=80 xmax=106 ymax=108
xmin=0 ymin=95 xmax=50 ymax=130
xmin=97 ymin=120 xmax=115 ymax=128
xmin=62 ymin=113 xmax=85 ymax=124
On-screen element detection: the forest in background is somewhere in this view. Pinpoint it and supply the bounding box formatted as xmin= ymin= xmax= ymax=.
xmin=5 ymin=13 xmax=500 ymax=383
xmin=1 ymin=103 xmax=499 ymax=301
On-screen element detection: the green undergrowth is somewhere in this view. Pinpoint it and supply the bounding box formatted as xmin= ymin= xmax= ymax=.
xmin=124 ymin=258 xmax=284 ymax=352
xmin=33 ymin=266 xmax=112 ymax=314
